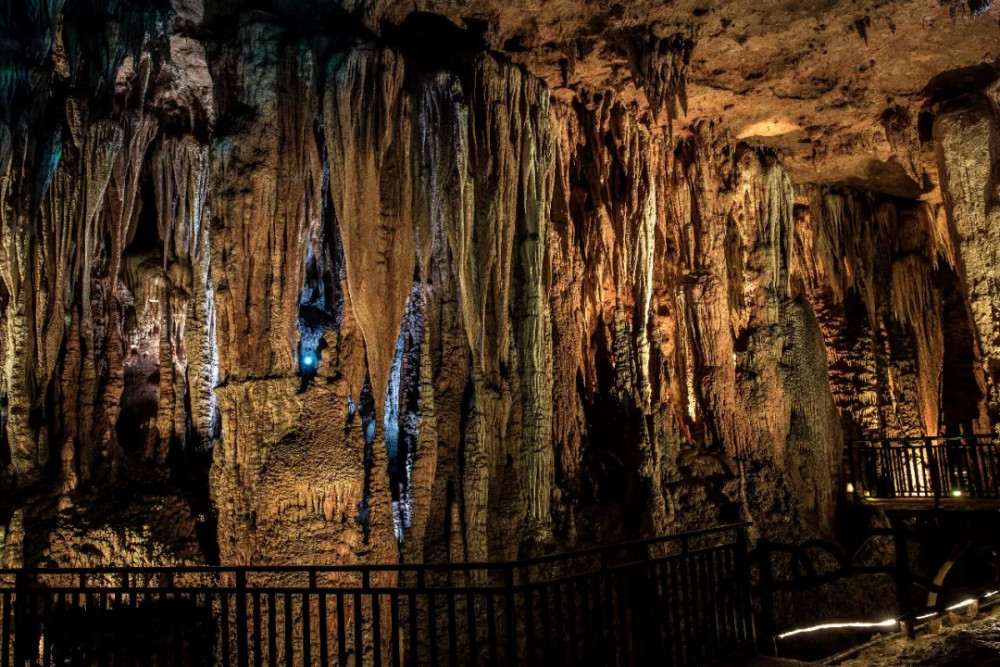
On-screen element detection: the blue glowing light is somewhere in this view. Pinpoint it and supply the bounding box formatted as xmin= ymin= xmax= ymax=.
xmin=302 ymin=355 xmax=315 ymax=367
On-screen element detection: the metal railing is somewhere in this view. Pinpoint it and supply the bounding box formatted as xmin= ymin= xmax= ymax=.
xmin=0 ymin=523 xmax=754 ymax=666
xmin=752 ymin=516 xmax=1000 ymax=653
xmin=845 ymin=435 xmax=1000 ymax=502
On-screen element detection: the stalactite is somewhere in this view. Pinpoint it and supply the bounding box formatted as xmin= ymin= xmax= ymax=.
xmin=208 ymin=22 xmax=400 ymax=570
xmin=97 ymin=108 xmax=158 ymax=475
xmin=611 ymin=25 xmax=693 ymax=126
xmin=409 ymin=70 xmax=472 ymax=565
xmin=151 ymin=135 xmax=215 ymax=446
xmin=210 ymin=21 xmax=319 ymax=382
xmin=400 ymin=290 xmax=438 ymax=561
xmin=800 ymin=183 xmax=958 ymax=437
xmin=461 ymin=57 xmax=519 ymax=561
xmin=547 ymin=104 xmax=587 ymax=542
xmin=325 ymin=45 xmax=414 ymax=410
xmin=319 ymin=43 xmax=414 ymax=568
xmin=552 ymin=97 xmax=697 ymax=538
xmin=508 ymin=68 xmax=555 ymax=543
xmin=890 ymin=206 xmax=945 ymax=435
xmin=71 ymin=121 xmax=124 ymax=485
xmin=466 ymin=55 xmax=556 ymax=555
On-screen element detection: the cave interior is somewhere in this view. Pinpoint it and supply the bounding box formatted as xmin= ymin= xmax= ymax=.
xmin=4 ymin=0 xmax=1000 ymax=663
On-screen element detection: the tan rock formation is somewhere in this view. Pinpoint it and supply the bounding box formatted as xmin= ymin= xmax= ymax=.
xmin=0 ymin=0 xmax=998 ymax=583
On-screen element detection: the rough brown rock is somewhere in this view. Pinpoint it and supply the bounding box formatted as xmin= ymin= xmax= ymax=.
xmin=0 ymin=0 xmax=998 ymax=588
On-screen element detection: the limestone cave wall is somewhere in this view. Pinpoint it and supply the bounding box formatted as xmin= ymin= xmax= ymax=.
xmin=0 ymin=0 xmax=997 ymax=570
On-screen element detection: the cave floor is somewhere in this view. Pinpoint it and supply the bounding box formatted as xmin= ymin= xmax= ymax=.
xmin=827 ymin=606 xmax=1000 ymax=666
xmin=745 ymin=606 xmax=1000 ymax=666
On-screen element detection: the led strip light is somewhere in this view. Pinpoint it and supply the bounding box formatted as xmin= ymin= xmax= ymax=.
xmin=776 ymin=590 xmax=999 ymax=639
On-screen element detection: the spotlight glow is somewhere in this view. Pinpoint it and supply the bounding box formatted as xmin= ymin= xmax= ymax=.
xmin=302 ymin=355 xmax=315 ymax=367
xmin=846 ymin=483 xmax=855 ymax=493
xmin=951 ymin=489 xmax=963 ymax=497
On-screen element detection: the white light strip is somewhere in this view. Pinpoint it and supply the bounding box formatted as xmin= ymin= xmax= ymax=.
xmin=776 ymin=618 xmax=897 ymax=639
xmin=776 ymin=589 xmax=1000 ymax=641
xmin=945 ymin=598 xmax=976 ymax=611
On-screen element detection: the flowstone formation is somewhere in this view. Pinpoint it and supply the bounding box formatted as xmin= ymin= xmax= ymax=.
xmin=0 ymin=0 xmax=998 ymax=584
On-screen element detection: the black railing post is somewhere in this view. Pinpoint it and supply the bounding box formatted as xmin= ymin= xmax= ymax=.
xmin=504 ymin=565 xmax=516 ymax=667
xmin=753 ymin=537 xmax=775 ymax=656
xmin=990 ymin=435 xmax=1000 ymax=498
xmin=734 ymin=525 xmax=757 ymax=649
xmin=637 ymin=542 xmax=653 ymax=663
xmin=883 ymin=439 xmax=896 ymax=498
xmin=12 ymin=571 xmax=25 ymax=667
xmin=974 ymin=433 xmax=989 ymax=497
xmin=847 ymin=441 xmax=858 ymax=501
xmin=598 ymin=550 xmax=614 ymax=667
xmin=235 ymin=569 xmax=248 ymax=667
xmin=892 ymin=525 xmax=915 ymax=639
xmin=926 ymin=436 xmax=941 ymax=508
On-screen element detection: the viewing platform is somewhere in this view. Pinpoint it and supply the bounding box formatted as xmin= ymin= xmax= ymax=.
xmin=844 ymin=435 xmax=1000 ymax=510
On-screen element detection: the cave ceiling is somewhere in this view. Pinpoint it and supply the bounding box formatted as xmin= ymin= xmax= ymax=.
xmin=293 ymin=0 xmax=1000 ymax=198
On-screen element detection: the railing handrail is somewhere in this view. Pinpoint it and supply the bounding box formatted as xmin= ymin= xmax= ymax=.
xmin=844 ymin=433 xmax=1000 ymax=503
xmin=0 ymin=522 xmax=756 ymax=666
xmin=752 ymin=522 xmax=1000 ymax=651
xmin=0 ymin=522 xmax=751 ymax=577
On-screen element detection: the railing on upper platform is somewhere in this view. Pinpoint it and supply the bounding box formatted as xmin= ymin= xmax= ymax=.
xmin=845 ymin=434 xmax=1000 ymax=503
xmin=0 ymin=523 xmax=754 ymax=666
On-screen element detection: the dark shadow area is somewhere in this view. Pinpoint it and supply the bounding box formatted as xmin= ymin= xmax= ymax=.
xmin=922 ymin=62 xmax=999 ymax=109
xmin=42 ymin=596 xmax=215 ymax=665
xmin=938 ymin=264 xmax=987 ymax=433
xmin=116 ymin=168 xmax=165 ymax=455
xmin=380 ymin=12 xmax=488 ymax=71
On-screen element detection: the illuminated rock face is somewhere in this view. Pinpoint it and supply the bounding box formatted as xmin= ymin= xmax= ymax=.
xmin=0 ymin=0 xmax=998 ymax=568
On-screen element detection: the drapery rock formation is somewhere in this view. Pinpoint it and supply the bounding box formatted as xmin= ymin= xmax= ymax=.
xmin=0 ymin=0 xmax=999 ymax=581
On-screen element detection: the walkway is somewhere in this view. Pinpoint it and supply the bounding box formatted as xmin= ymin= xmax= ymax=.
xmin=0 ymin=523 xmax=754 ymax=666
xmin=833 ymin=605 xmax=1000 ymax=666
xmin=845 ymin=435 xmax=1000 ymax=506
